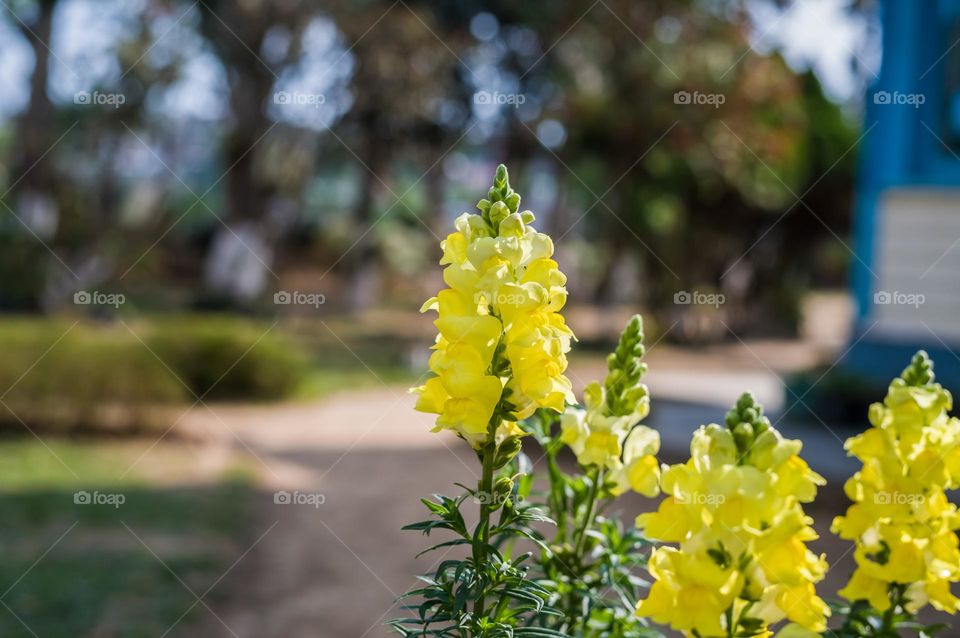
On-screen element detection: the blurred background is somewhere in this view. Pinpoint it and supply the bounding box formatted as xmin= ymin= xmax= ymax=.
xmin=2 ymin=0 xmax=956 ymax=636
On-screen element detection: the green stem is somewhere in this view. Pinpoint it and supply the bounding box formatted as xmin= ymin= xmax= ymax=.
xmin=879 ymin=584 xmax=904 ymax=634
xmin=545 ymin=445 xmax=567 ymax=542
xmin=473 ymin=438 xmax=496 ymax=622
xmin=574 ymin=467 xmax=604 ymax=559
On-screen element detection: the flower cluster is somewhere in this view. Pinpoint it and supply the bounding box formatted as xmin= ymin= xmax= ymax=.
xmin=559 ymin=315 xmax=659 ymax=496
xmin=413 ymin=165 xmax=575 ymax=448
xmin=636 ymin=393 xmax=829 ymax=637
xmin=832 ymin=351 xmax=960 ymax=614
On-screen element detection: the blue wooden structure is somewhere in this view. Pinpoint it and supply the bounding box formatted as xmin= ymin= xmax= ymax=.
xmin=845 ymin=0 xmax=960 ymax=389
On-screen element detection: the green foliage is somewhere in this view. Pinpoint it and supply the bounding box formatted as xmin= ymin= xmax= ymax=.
xmin=0 ymin=319 xmax=187 ymax=433
xmin=0 ymin=316 xmax=311 ymax=434
xmin=518 ymin=317 xmax=662 ymax=638
xmin=515 ymin=0 xmax=858 ymax=332
xmin=390 ymin=446 xmax=567 ymax=637
xmin=830 ymin=586 xmax=949 ymax=638
xmin=523 ymin=409 xmax=662 ymax=638
xmin=147 ymin=316 xmax=310 ymax=400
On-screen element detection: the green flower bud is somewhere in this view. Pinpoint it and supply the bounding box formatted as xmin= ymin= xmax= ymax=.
xmin=723 ymin=392 xmax=776 ymax=461
xmin=732 ymin=421 xmax=754 ymax=452
xmin=901 ymin=350 xmax=934 ymax=387
xmin=492 ymin=476 xmax=514 ymax=510
xmin=494 ymin=436 xmax=523 ymax=468
xmin=489 ymin=201 xmax=510 ymax=227
xmin=603 ymin=315 xmax=648 ymax=417
xmin=494 ymin=164 xmax=508 ymax=188
xmin=505 ymin=192 xmax=521 ymax=213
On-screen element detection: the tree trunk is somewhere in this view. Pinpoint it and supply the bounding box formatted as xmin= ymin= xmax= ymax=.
xmin=197 ymin=2 xmax=280 ymax=306
xmin=5 ymin=0 xmax=61 ymax=311
xmin=343 ymin=127 xmax=384 ymax=311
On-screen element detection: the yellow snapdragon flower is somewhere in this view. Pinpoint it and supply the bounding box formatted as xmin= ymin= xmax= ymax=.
xmin=413 ymin=165 xmax=574 ymax=448
xmin=636 ymin=393 xmax=829 ymax=637
xmin=833 ymin=351 xmax=960 ymax=614
xmin=559 ymin=316 xmax=660 ymax=496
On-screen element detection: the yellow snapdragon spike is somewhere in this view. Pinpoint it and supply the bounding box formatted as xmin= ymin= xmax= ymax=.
xmin=412 ymin=165 xmax=574 ymax=448
xmin=558 ymin=316 xmax=660 ymax=496
xmin=833 ymin=351 xmax=960 ymax=616
xmin=636 ymin=392 xmax=829 ymax=637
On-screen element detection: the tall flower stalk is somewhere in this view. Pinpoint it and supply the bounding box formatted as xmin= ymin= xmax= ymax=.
xmin=636 ymin=393 xmax=829 ymax=638
xmin=524 ymin=315 xmax=663 ymax=637
xmin=832 ymin=351 xmax=960 ymax=636
xmin=394 ymin=164 xmax=574 ymax=637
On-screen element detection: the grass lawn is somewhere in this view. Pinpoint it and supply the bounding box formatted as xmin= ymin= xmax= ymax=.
xmin=293 ymin=365 xmax=416 ymax=400
xmin=0 ymin=438 xmax=255 ymax=638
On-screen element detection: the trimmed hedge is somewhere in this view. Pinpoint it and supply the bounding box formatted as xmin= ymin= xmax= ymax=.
xmin=147 ymin=316 xmax=310 ymax=401
xmin=0 ymin=316 xmax=309 ymax=433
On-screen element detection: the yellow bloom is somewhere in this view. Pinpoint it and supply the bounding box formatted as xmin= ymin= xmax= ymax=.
xmin=609 ymin=425 xmax=661 ymax=497
xmin=637 ymin=547 xmax=741 ymax=637
xmin=636 ymin=393 xmax=829 ymax=637
xmin=838 ymin=568 xmax=890 ymax=611
xmin=834 ymin=351 xmax=960 ymax=615
xmin=413 ymin=165 xmax=573 ymax=448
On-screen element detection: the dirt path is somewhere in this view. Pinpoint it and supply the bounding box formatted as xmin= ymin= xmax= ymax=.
xmin=178 ymin=343 xmax=853 ymax=638
xmin=179 ymin=387 xmax=479 ymax=638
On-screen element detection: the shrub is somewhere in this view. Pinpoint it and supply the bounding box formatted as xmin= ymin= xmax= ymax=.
xmin=0 ymin=315 xmax=311 ymax=434
xmin=147 ymin=316 xmax=310 ymax=401
xmin=0 ymin=320 xmax=187 ymax=433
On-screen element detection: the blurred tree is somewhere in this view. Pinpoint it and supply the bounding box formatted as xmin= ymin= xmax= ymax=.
xmin=1 ymin=0 xmax=64 ymax=310
xmin=1 ymin=0 xmax=151 ymax=309
xmin=191 ymin=0 xmax=307 ymax=305
xmin=482 ymin=0 xmax=858 ymax=338
xmin=329 ymin=0 xmax=473 ymax=309
xmin=0 ymin=0 xmax=867 ymax=335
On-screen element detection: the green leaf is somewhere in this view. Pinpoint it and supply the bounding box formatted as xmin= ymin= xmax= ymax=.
xmin=512 ymin=628 xmax=572 ymax=637
xmin=415 ymin=538 xmax=471 ymax=558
